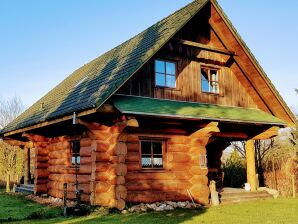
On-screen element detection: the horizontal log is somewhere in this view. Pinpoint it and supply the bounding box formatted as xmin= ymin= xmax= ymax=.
xmin=35 ymin=178 xmax=48 ymax=185
xmin=126 ymin=152 xmax=140 ymax=162
xmin=36 ymin=162 xmax=48 ymax=169
xmin=80 ymin=138 xmax=92 ymax=147
xmin=167 ymin=144 xmax=189 ymax=152
xmin=95 ymin=172 xmax=117 ymax=182
xmin=95 ymin=140 xmax=114 ymax=152
xmin=189 ymin=175 xmax=208 ymax=185
xmin=126 ymin=143 xmax=139 ymax=152
xmin=168 ymin=153 xmax=191 ymax=163
xmin=34 ymin=184 xmax=47 ymax=194
xmin=53 ymin=141 xmax=70 ymax=151
xmin=91 ymin=130 xmax=114 ymax=141
xmin=36 ymin=155 xmax=49 ymax=162
xmin=126 ymin=172 xmax=188 ymax=181
xmin=116 ymin=164 xmax=127 ymax=176
xmin=189 ymin=184 xmax=209 ymax=205
xmin=35 ymin=147 xmax=49 ymax=156
xmin=49 ymin=150 xmax=70 ymax=159
xmin=126 ymin=162 xmax=140 ymax=172
xmin=80 ymin=146 xmax=92 ymax=157
xmin=49 ymin=158 xmax=69 ymax=166
xmin=48 ymin=181 xmax=90 ymax=194
xmin=126 ymin=180 xmax=192 ymax=191
xmin=48 ymin=165 xmax=68 ymax=174
xmin=35 ymin=169 xmax=49 ymax=178
xmin=167 ymin=163 xmax=191 ymax=171
xmin=49 ymin=174 xmax=90 ymax=183
xmin=81 ymin=157 xmax=92 ymax=164
xmin=167 ymin=136 xmax=188 ymax=145
xmin=95 ymin=182 xmax=114 ymax=193
xmin=189 ymin=166 xmax=208 ymax=176
xmin=126 ymin=135 xmax=139 ymax=143
xmin=189 ymin=146 xmax=206 ymax=154
xmin=126 ymin=190 xmax=189 ymax=203
xmin=48 ymin=189 xmax=89 ymax=202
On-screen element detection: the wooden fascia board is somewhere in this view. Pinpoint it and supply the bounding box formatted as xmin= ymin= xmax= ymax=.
xmin=210 ymin=0 xmax=297 ymax=126
xmin=175 ymin=38 xmax=236 ymax=56
xmin=208 ymin=19 xmax=273 ymax=115
xmin=3 ymin=108 xmax=97 ymax=137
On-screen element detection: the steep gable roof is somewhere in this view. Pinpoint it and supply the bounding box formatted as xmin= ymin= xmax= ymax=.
xmin=1 ymin=0 xmax=296 ymax=136
xmin=1 ymin=0 xmax=209 ymax=135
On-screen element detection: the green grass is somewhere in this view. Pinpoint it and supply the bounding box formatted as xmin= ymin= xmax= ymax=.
xmin=1 ymin=190 xmax=297 ymax=224
xmin=0 ymin=190 xmax=62 ymax=222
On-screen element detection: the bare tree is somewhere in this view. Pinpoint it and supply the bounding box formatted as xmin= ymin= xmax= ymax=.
xmin=0 ymin=96 xmax=25 ymax=191
xmin=0 ymin=96 xmax=24 ymax=130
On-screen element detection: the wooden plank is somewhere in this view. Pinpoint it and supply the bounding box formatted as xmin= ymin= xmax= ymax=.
xmin=175 ymin=39 xmax=236 ymax=56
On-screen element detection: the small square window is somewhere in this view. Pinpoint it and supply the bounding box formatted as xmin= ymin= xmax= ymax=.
xmin=201 ymin=67 xmax=220 ymax=94
xmin=141 ymin=140 xmax=164 ymax=169
xmin=71 ymin=140 xmax=81 ymax=166
xmin=199 ymin=154 xmax=208 ymax=169
xmin=155 ymin=60 xmax=176 ymax=88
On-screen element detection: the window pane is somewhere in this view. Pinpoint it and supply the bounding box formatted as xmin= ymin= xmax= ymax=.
xmin=166 ymin=75 xmax=176 ymax=88
xmin=210 ymin=82 xmax=219 ymax=93
xmin=141 ymin=141 xmax=151 ymax=154
xmin=210 ymin=70 xmax=218 ymax=81
xmin=156 ymin=73 xmax=165 ymax=86
xmin=142 ymin=155 xmax=152 ymax=168
xmin=72 ymin=141 xmax=80 ymax=154
xmin=153 ymin=155 xmax=163 ymax=168
xmin=202 ymin=80 xmax=209 ymax=92
xmin=152 ymin=141 xmax=162 ymax=154
xmin=166 ymin=62 xmax=175 ymax=75
xmin=201 ymin=68 xmax=209 ymax=81
xmin=155 ymin=60 xmax=165 ymax=73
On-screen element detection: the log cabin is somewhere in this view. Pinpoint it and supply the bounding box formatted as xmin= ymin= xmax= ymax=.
xmin=1 ymin=0 xmax=297 ymax=210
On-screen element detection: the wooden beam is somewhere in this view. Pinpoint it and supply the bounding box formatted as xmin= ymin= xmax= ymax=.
xmin=212 ymin=132 xmax=248 ymax=139
xmin=190 ymin=122 xmax=220 ymax=139
xmin=252 ymin=126 xmax=279 ymax=140
xmin=3 ymin=108 xmax=97 ymax=137
xmin=3 ymin=138 xmax=26 ymax=147
xmin=175 ymin=38 xmax=236 ymax=56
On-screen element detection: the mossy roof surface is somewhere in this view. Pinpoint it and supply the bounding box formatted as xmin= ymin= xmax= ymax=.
xmin=113 ymin=95 xmax=286 ymax=125
xmin=1 ymin=0 xmax=209 ymax=134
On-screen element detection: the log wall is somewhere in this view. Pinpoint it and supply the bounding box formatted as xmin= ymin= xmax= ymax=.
xmin=125 ymin=133 xmax=211 ymax=205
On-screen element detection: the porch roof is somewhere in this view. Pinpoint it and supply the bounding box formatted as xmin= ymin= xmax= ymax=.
xmin=113 ymin=95 xmax=286 ymax=126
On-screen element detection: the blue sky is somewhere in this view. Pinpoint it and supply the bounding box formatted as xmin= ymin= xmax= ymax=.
xmin=0 ymin=0 xmax=297 ymax=113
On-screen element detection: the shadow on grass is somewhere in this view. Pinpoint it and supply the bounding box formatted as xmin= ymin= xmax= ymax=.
xmin=66 ymin=208 xmax=206 ymax=224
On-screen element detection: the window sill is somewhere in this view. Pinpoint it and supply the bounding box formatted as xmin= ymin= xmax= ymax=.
xmin=202 ymin=92 xmax=222 ymax=96
xmin=154 ymin=86 xmax=181 ymax=91
xmin=139 ymin=169 xmax=166 ymax=173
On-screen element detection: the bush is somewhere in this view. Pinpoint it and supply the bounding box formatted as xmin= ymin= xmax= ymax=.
xmin=223 ymin=150 xmax=246 ymax=188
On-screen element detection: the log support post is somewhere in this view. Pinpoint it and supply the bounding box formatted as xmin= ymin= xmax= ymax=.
xmin=188 ymin=122 xmax=220 ymax=205
xmin=24 ymin=144 xmax=30 ymax=185
xmin=22 ymin=133 xmax=49 ymax=194
xmin=246 ymin=140 xmax=257 ymax=191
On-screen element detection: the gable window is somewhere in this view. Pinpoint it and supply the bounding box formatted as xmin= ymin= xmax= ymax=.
xmin=71 ymin=140 xmax=81 ymax=166
xmin=201 ymin=67 xmax=219 ymax=94
xmin=155 ymin=59 xmax=176 ymax=88
xmin=141 ymin=140 xmax=164 ymax=169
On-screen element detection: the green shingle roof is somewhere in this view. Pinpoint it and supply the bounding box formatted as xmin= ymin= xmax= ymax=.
xmin=1 ymin=0 xmax=209 ymax=134
xmin=113 ymin=95 xmax=286 ymax=126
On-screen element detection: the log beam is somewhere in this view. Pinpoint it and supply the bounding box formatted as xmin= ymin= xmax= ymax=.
xmin=252 ymin=126 xmax=279 ymax=140
xmin=175 ymin=39 xmax=236 ymax=56
xmin=190 ymin=122 xmax=219 ymax=139
xmin=246 ymin=140 xmax=257 ymax=191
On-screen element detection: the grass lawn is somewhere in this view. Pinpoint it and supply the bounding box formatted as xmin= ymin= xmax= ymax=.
xmin=1 ymin=190 xmax=297 ymax=224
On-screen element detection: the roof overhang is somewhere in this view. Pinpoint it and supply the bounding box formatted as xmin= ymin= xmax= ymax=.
xmin=112 ymin=95 xmax=287 ymax=127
